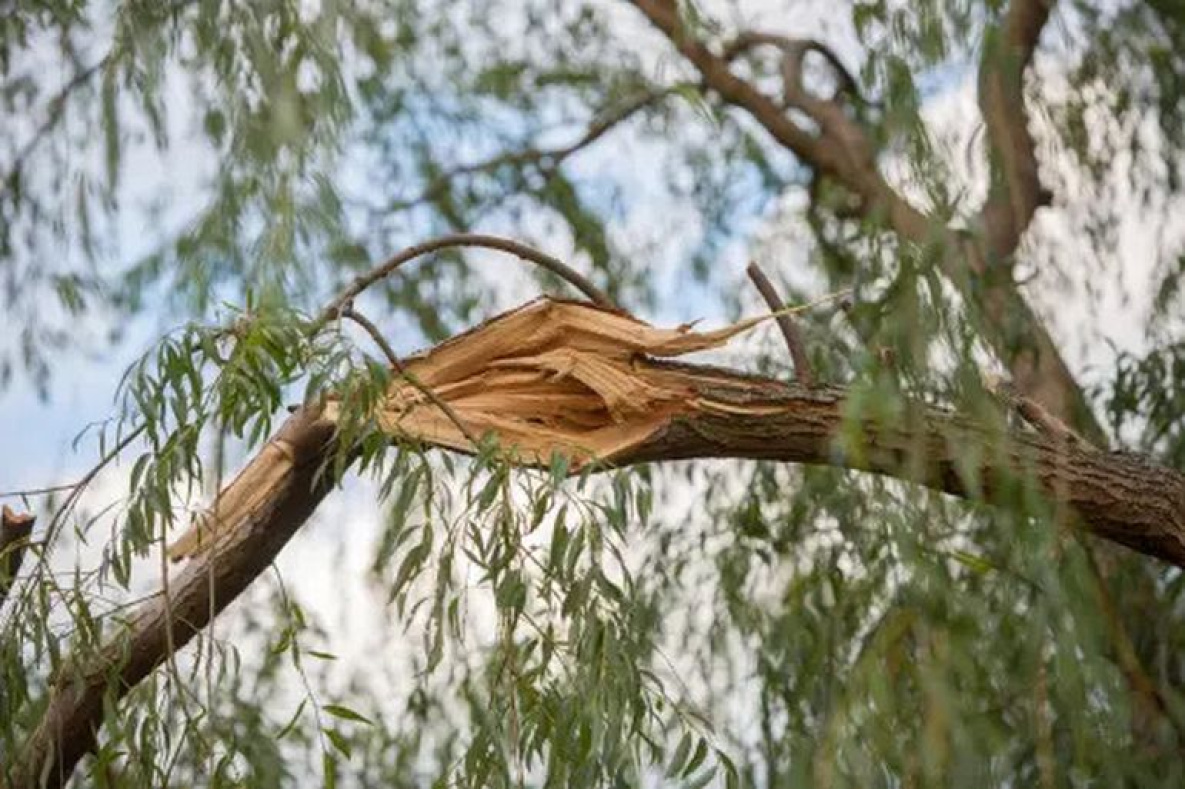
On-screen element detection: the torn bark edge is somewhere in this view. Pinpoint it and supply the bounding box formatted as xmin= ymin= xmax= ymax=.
xmin=1 ymin=505 xmax=35 ymax=610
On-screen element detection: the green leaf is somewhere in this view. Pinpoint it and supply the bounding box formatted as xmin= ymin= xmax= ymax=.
xmin=323 ymin=704 xmax=374 ymax=726
xmin=325 ymin=728 xmax=352 ymax=758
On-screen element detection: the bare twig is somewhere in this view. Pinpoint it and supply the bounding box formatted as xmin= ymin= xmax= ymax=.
xmin=1 ymin=506 xmax=35 ymax=610
xmin=746 ymin=262 xmax=815 ymax=386
xmin=340 ymin=305 xmax=403 ymax=370
xmin=0 ymin=424 xmax=145 ymax=502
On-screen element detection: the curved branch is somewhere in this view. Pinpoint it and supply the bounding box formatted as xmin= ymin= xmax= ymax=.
xmin=976 ymin=0 xmax=1057 ymax=258
xmin=317 ymin=233 xmax=614 ymax=325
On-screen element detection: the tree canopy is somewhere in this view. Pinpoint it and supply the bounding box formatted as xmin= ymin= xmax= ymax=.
xmin=3 ymin=0 xmax=1185 ymax=787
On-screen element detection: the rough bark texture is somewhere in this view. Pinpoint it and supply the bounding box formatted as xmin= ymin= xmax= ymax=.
xmin=622 ymin=369 xmax=1185 ymax=566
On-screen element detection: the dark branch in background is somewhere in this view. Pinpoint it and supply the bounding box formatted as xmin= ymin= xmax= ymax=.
xmin=379 ymin=88 xmax=669 ymax=214
xmin=0 ymin=507 xmax=35 ymax=610
xmin=976 ymin=0 xmax=1056 ymax=259
xmin=746 ymin=261 xmax=815 ymax=386
xmin=1 ymin=58 xmax=108 ymax=197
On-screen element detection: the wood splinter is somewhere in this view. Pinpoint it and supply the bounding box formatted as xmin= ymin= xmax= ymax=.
xmin=166 ymin=296 xmax=836 ymax=560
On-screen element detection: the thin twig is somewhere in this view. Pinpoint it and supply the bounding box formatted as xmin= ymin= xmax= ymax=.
xmin=341 ymin=305 xmax=403 ymax=370
xmin=0 ymin=424 xmax=145 ymax=501
xmin=1 ymin=506 xmax=36 ymax=610
xmin=746 ymin=261 xmax=815 ymax=387
xmin=339 ymin=305 xmax=481 ymax=448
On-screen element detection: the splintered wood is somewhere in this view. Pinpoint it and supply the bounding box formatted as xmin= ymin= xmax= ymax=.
xmin=328 ymin=297 xmax=773 ymax=465
xmin=168 ymin=298 xmax=780 ymax=560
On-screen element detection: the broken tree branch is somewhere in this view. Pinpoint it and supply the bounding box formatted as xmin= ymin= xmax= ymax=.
xmin=746 ymin=261 xmax=815 ymax=386
xmin=5 ymin=407 xmax=338 ymax=789
xmin=10 ymin=297 xmax=1185 ymax=787
xmin=0 ymin=506 xmax=35 ymax=611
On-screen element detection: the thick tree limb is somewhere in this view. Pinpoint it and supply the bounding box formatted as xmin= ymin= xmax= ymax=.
xmin=10 ymin=299 xmax=1185 ymax=786
xmin=977 ymin=0 xmax=1056 ymax=259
